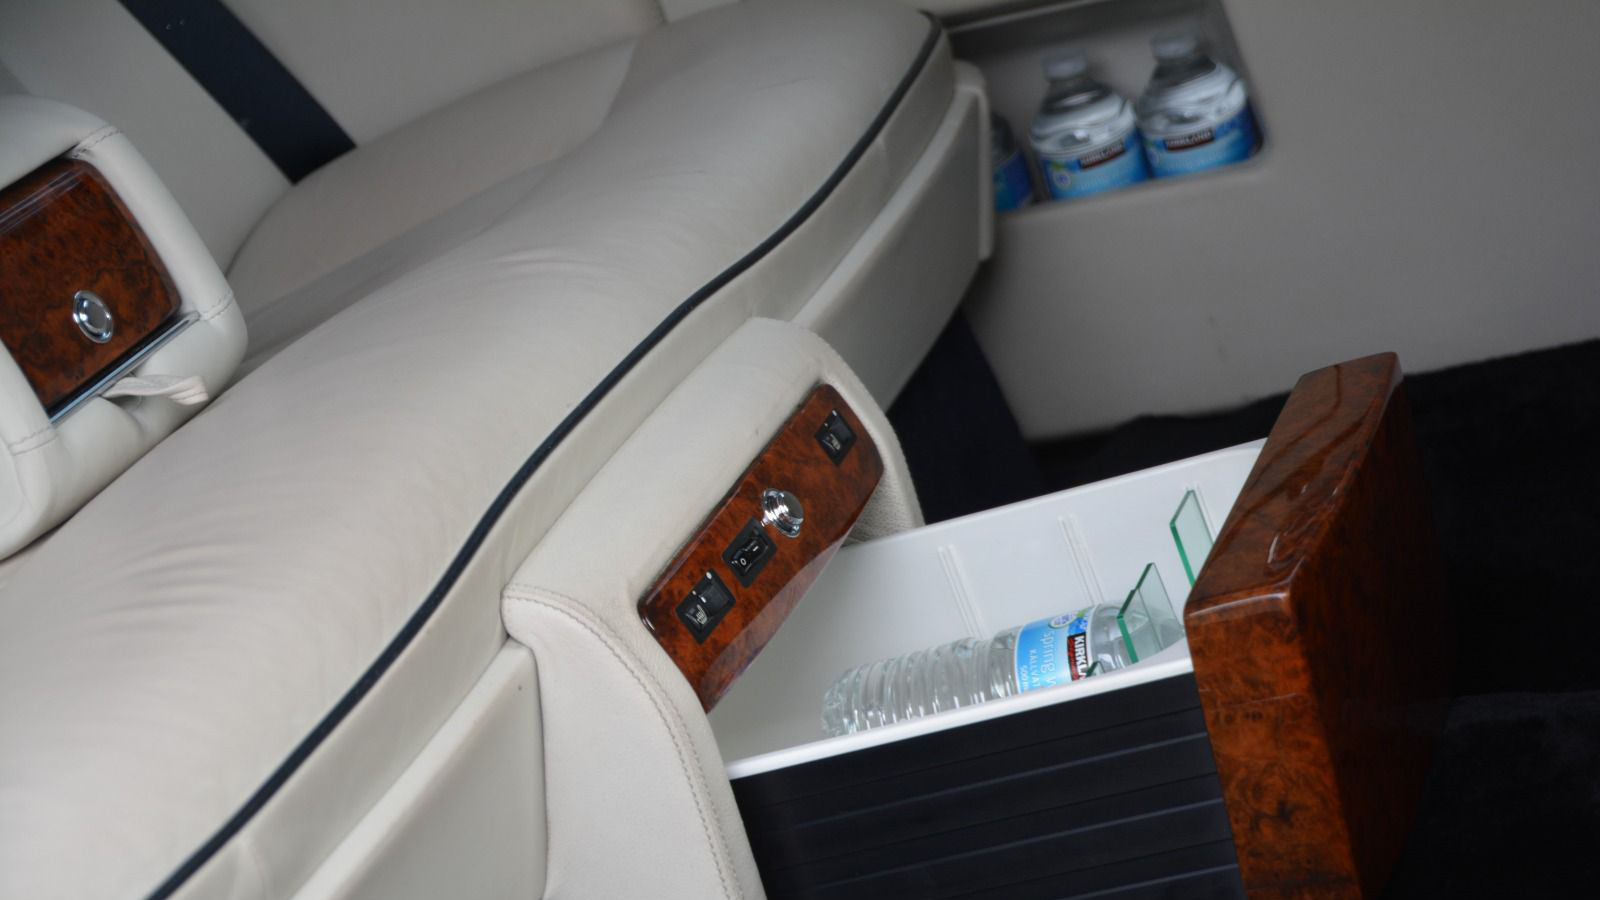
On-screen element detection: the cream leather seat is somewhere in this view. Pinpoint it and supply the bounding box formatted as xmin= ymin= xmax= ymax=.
xmin=0 ymin=0 xmax=983 ymax=898
xmin=224 ymin=0 xmax=982 ymax=396
xmin=223 ymin=40 xmax=640 ymax=365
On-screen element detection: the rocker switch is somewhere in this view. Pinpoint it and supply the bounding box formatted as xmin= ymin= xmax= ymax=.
xmin=676 ymin=571 xmax=735 ymax=643
xmin=722 ymin=518 xmax=775 ymax=587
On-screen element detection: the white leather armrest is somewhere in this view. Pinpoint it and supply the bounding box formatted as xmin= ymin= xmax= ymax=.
xmin=501 ymin=318 xmax=919 ymax=900
xmin=0 ymin=95 xmax=246 ymax=557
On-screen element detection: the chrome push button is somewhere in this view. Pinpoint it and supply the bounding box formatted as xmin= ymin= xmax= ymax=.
xmin=72 ymin=291 xmax=115 ymax=343
xmin=761 ymin=488 xmax=804 ymax=538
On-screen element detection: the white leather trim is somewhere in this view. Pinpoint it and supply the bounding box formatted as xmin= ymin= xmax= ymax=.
xmin=224 ymin=0 xmax=662 ymax=145
xmin=227 ymin=41 xmax=638 ymax=318
xmin=911 ymin=0 xmax=1022 ymax=17
xmin=968 ymin=62 xmax=997 ymax=262
xmin=506 ymin=587 xmax=754 ymax=899
xmin=235 ymin=163 xmax=552 ymax=372
xmin=793 ymin=60 xmax=987 ymax=402
xmin=0 ymin=93 xmax=103 ymax=187
xmin=291 ymin=643 xmax=545 ymax=900
xmin=0 ymin=96 xmax=246 ymax=558
xmin=502 ymin=318 xmax=920 ymax=900
xmin=659 ymin=0 xmax=735 ymax=20
xmin=648 ymin=0 xmax=1032 ymax=24
xmin=230 ymin=3 xmax=965 ymax=377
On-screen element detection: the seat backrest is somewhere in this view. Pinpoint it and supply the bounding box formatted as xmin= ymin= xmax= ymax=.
xmin=0 ymin=0 xmax=668 ymax=265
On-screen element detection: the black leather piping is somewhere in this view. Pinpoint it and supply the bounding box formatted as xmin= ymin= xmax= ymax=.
xmin=144 ymin=14 xmax=943 ymax=899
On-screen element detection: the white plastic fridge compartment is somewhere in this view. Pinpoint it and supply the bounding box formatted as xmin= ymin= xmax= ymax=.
xmin=709 ymin=440 xmax=1263 ymax=776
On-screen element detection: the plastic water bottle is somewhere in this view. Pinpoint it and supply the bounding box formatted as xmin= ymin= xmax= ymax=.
xmin=1135 ymin=33 xmax=1260 ymax=178
xmin=820 ymin=605 xmax=1133 ymax=737
xmin=1028 ymin=55 xmax=1149 ymax=202
xmin=990 ymin=113 xmax=1035 ymax=212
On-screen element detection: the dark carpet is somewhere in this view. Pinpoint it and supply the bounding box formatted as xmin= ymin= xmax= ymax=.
xmin=889 ymin=315 xmax=1600 ymax=898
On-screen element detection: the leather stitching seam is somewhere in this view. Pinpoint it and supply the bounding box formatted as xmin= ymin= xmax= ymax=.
xmin=503 ymin=585 xmax=744 ymax=900
xmin=198 ymin=288 xmax=237 ymax=322
xmin=7 ymin=422 xmax=58 ymax=454
xmin=69 ymin=125 xmax=123 ymax=156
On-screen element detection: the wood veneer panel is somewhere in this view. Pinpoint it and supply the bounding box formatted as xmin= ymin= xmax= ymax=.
xmin=1185 ymin=353 xmax=1451 ymax=900
xmin=0 ymin=158 xmax=180 ymax=412
xmin=640 ymin=385 xmax=883 ymax=709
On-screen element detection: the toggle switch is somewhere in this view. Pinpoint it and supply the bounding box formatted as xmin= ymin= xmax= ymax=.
xmin=722 ymin=518 xmax=775 ymax=587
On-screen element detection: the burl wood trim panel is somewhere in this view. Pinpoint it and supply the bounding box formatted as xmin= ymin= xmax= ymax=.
xmin=1185 ymin=353 xmax=1451 ymax=900
xmin=0 ymin=158 xmax=180 ymax=412
xmin=640 ymin=385 xmax=883 ymax=710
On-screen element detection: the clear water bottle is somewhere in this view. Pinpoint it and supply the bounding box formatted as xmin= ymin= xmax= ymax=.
xmin=990 ymin=113 xmax=1035 ymax=212
xmin=1028 ymin=54 xmax=1149 ymax=202
xmin=1135 ymin=32 xmax=1260 ymax=178
xmin=820 ymin=605 xmax=1133 ymax=737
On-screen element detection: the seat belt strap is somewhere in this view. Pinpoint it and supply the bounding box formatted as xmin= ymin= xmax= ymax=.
xmin=117 ymin=0 xmax=356 ymax=182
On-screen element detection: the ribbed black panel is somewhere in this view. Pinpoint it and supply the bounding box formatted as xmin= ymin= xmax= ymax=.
xmin=731 ymin=674 xmax=1244 ymax=900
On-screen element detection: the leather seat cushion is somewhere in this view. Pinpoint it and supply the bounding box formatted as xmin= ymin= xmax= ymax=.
xmin=225 ymin=39 xmax=638 ymax=349
xmin=0 ymin=1 xmax=950 ymax=897
xmin=227 ymin=0 xmax=946 ymax=366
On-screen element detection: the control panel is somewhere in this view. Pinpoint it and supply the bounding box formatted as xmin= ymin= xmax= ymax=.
xmin=638 ymin=384 xmax=883 ymax=709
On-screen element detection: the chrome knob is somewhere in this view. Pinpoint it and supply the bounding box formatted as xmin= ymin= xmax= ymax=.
xmin=72 ymin=291 xmax=115 ymax=344
xmin=761 ymin=488 xmax=804 ymax=538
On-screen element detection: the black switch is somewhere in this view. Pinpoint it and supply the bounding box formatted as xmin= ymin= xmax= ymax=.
xmin=722 ymin=518 xmax=775 ymax=587
xmin=698 ymin=573 xmax=733 ymax=615
xmin=815 ymin=409 xmax=856 ymax=465
xmin=676 ymin=571 xmax=735 ymax=643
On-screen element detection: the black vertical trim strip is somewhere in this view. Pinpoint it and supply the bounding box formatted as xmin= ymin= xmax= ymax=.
xmin=118 ymin=0 xmax=355 ymax=181
xmin=140 ymin=15 xmax=943 ymax=900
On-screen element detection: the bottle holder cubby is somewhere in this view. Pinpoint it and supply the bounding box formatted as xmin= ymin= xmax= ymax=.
xmin=959 ymin=0 xmax=1265 ymax=211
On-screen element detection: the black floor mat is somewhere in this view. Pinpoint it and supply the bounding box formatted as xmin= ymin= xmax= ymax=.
xmin=887 ymin=313 xmax=1044 ymax=524
xmin=1385 ymin=690 xmax=1600 ymax=899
